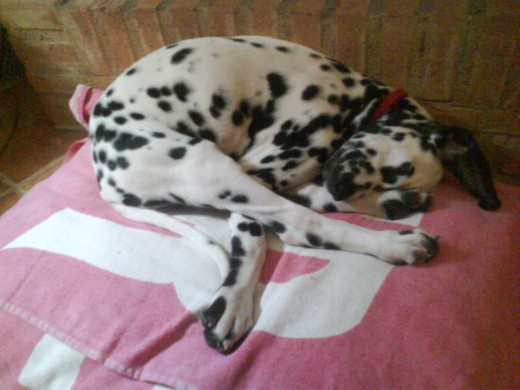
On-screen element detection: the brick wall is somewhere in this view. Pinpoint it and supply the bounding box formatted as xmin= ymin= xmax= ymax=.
xmin=0 ymin=0 xmax=518 ymax=183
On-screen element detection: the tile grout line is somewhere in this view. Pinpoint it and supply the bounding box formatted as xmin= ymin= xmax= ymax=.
xmin=0 ymin=155 xmax=66 ymax=196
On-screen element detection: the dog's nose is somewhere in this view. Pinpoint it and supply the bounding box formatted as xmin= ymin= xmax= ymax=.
xmin=327 ymin=174 xmax=356 ymax=201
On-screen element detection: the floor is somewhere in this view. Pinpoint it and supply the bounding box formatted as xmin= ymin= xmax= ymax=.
xmin=0 ymin=80 xmax=86 ymax=215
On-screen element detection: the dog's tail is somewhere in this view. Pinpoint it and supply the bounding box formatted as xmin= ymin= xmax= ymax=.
xmin=112 ymin=204 xmax=230 ymax=277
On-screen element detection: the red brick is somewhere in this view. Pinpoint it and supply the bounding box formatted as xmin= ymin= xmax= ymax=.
xmin=11 ymin=40 xmax=81 ymax=75
xmin=55 ymin=1 xmax=112 ymax=76
xmin=379 ymin=17 xmax=417 ymax=89
xmin=280 ymin=0 xmax=328 ymax=51
xmin=39 ymin=93 xmax=81 ymax=128
xmin=417 ymin=101 xmax=480 ymax=129
xmin=409 ymin=16 xmax=462 ymax=101
xmin=382 ymin=0 xmax=422 ymax=16
xmin=26 ymin=72 xmax=113 ymax=94
xmin=202 ymin=0 xmax=243 ymax=36
xmin=0 ymin=1 xmax=61 ymax=29
xmin=158 ymin=0 xmax=201 ymax=43
xmin=124 ymin=0 xmax=165 ymax=57
xmin=326 ymin=1 xmax=370 ymax=72
xmin=244 ymin=0 xmax=285 ymax=37
xmin=90 ymin=1 xmax=137 ymax=74
xmin=476 ymin=108 xmax=518 ymax=136
xmin=455 ymin=16 xmax=517 ymax=108
xmin=420 ymin=0 xmax=466 ymax=18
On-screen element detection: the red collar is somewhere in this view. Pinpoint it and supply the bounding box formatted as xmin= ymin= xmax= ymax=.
xmin=369 ymin=89 xmax=408 ymax=122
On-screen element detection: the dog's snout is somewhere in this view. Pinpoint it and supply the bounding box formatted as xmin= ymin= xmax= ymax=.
xmin=327 ymin=173 xmax=356 ymax=201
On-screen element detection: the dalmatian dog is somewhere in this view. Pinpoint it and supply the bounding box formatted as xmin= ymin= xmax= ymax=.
xmin=89 ymin=36 xmax=500 ymax=353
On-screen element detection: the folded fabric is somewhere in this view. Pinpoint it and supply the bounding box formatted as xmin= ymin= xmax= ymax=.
xmin=0 ymin=84 xmax=518 ymax=389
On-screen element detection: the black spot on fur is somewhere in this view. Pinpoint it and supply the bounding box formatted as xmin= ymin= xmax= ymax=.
xmin=270 ymin=221 xmax=286 ymax=234
xmin=108 ymin=101 xmax=124 ymax=111
xmin=173 ymin=82 xmax=191 ymax=102
xmin=107 ymin=160 xmax=117 ymax=171
xmin=238 ymin=222 xmax=263 ymax=237
xmin=169 ymin=147 xmax=187 ymax=160
xmin=199 ymin=128 xmax=216 ymax=142
xmin=113 ymin=133 xmax=149 ymax=151
xmin=320 ymin=64 xmax=332 ymax=72
xmin=278 ymin=149 xmax=302 ymax=160
xmin=239 ymin=99 xmax=250 ymax=115
xmin=147 ymin=87 xmax=161 ymax=98
xmin=98 ymin=150 xmax=107 ymax=163
xmin=324 ymin=242 xmax=340 ymax=250
xmin=323 ymin=203 xmax=338 ymax=213
xmin=152 ymin=132 xmax=166 ymax=138
xmin=171 ymin=48 xmax=194 ymax=64
xmin=189 ymin=110 xmax=205 ymax=126
xmin=302 ymin=85 xmax=320 ymax=101
xmin=126 ymin=67 xmax=137 ymax=76
xmin=188 ymin=137 xmax=202 ymax=145
xmin=157 ymin=100 xmax=173 ymax=112
xmin=231 ymin=236 xmax=246 ymax=257
xmin=123 ymin=193 xmax=142 ymax=207
xmin=308 ymin=147 xmax=329 ymax=163
xmin=210 ymin=93 xmax=227 ymax=119
xmin=175 ymin=121 xmax=195 ymax=137
xmin=94 ymin=124 xmax=117 ymax=143
xmin=342 ymin=77 xmax=356 ymax=88
xmin=276 ymin=46 xmax=290 ymax=52
xmin=218 ymin=190 xmax=231 ymax=199
xmin=267 ymin=72 xmax=288 ymax=99
xmin=332 ymin=62 xmax=351 ymax=74
xmin=260 ymin=155 xmax=276 ymax=164
xmin=130 ymin=112 xmax=145 ymax=120
xmin=114 ymin=116 xmax=127 ymax=125
xmin=306 ymin=233 xmax=323 ymax=247
xmin=160 ymin=86 xmax=172 ymax=96
xmin=231 ymin=194 xmax=249 ymax=203
xmin=201 ymin=297 xmax=226 ymax=328
xmin=281 ymin=120 xmax=293 ymax=131
xmin=393 ymin=132 xmax=406 ymax=142
xmin=115 ymin=156 xmax=129 ymax=169
xmin=232 ymin=110 xmax=244 ymax=126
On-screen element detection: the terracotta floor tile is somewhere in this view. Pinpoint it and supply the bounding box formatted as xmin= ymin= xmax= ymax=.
xmin=18 ymin=157 xmax=64 ymax=192
xmin=0 ymin=81 xmax=85 ymax=183
xmin=0 ymin=191 xmax=21 ymax=215
xmin=0 ymin=178 xmax=10 ymax=195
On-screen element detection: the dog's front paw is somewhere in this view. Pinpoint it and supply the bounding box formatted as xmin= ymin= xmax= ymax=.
xmin=200 ymin=289 xmax=254 ymax=353
xmin=376 ymin=229 xmax=439 ymax=265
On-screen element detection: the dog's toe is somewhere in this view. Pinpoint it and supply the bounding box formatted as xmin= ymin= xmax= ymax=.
xmin=200 ymin=291 xmax=255 ymax=354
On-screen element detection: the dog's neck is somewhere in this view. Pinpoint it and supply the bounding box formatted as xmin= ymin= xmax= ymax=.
xmin=347 ymin=81 xmax=429 ymax=136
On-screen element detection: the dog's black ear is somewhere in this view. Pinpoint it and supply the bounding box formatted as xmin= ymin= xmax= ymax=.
xmin=437 ymin=125 xmax=501 ymax=211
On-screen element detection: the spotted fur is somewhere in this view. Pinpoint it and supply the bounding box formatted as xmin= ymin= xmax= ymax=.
xmin=89 ymin=36 xmax=499 ymax=354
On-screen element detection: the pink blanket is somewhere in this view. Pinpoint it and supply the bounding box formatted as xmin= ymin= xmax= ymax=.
xmin=0 ymin=85 xmax=519 ymax=389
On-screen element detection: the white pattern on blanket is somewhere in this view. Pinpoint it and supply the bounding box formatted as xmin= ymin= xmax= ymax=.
xmin=4 ymin=207 xmax=420 ymax=338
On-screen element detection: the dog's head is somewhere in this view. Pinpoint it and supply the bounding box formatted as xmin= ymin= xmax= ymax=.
xmin=322 ymin=100 xmax=501 ymax=211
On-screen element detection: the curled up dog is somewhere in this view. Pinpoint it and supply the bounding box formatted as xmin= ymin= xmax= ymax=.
xmin=88 ymin=36 xmax=500 ymax=353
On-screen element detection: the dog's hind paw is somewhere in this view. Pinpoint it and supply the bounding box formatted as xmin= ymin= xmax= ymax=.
xmin=200 ymin=290 xmax=255 ymax=353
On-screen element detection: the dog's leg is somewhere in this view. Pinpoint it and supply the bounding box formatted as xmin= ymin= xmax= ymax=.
xmin=201 ymin=212 xmax=266 ymax=353
xmin=157 ymin=138 xmax=439 ymax=265
xmin=285 ymin=182 xmax=432 ymax=220
xmin=111 ymin=204 xmax=230 ymax=277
